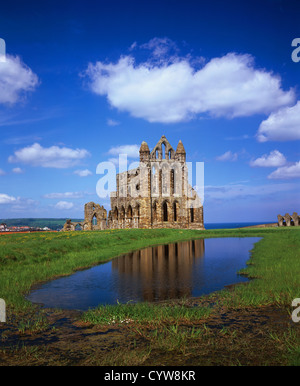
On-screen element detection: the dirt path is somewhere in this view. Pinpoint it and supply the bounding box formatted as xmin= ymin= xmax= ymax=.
xmin=0 ymin=298 xmax=298 ymax=366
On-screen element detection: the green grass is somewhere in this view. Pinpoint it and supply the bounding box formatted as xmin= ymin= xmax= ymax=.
xmin=216 ymin=227 xmax=300 ymax=308
xmin=82 ymin=300 xmax=212 ymax=326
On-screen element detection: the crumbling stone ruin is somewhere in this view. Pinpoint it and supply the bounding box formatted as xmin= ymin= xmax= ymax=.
xmin=83 ymin=202 xmax=107 ymax=230
xmin=61 ymin=219 xmax=83 ymax=231
xmin=277 ymin=212 xmax=300 ymax=227
xmin=62 ymin=202 xmax=107 ymax=231
xmin=292 ymin=212 xmax=300 ymax=226
xmin=62 ymin=135 xmax=204 ymax=231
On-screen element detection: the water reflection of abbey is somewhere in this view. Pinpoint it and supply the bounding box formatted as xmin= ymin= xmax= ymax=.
xmin=111 ymin=239 xmax=205 ymax=302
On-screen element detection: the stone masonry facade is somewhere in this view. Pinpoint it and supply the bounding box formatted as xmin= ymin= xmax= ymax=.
xmin=62 ymin=135 xmax=204 ymax=231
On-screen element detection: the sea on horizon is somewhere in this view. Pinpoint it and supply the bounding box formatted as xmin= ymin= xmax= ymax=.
xmin=204 ymin=222 xmax=275 ymax=229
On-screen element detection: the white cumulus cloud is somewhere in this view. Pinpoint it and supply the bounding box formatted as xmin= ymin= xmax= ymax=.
xmin=0 ymin=55 xmax=39 ymax=104
xmin=74 ymin=169 xmax=92 ymax=177
xmin=250 ymin=150 xmax=287 ymax=167
xmin=44 ymin=192 xmax=85 ymax=199
xmin=268 ymin=161 xmax=300 ymax=179
xmin=84 ymin=45 xmax=294 ymax=123
xmin=54 ymin=201 xmax=74 ymax=210
xmin=140 ymin=37 xmax=180 ymax=61
xmin=216 ymin=150 xmax=238 ymax=162
xmin=12 ymin=167 xmax=24 ymax=174
xmin=0 ymin=193 xmax=16 ymax=204
xmin=108 ymin=144 xmax=140 ymax=158
xmin=107 ymin=118 xmax=120 ymax=126
xmin=8 ymin=143 xmax=90 ymax=168
xmin=257 ymin=101 xmax=300 ymax=142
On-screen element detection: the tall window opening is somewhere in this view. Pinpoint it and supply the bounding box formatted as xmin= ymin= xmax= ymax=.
xmin=136 ymin=204 xmax=140 ymax=218
xmin=190 ymin=207 xmax=194 ymax=223
xmin=171 ymin=169 xmax=174 ymax=194
xmin=173 ymin=202 xmax=177 ymax=222
xmin=121 ymin=206 xmax=125 ymax=219
xmin=113 ymin=207 xmax=118 ymax=220
xmin=163 ymin=201 xmax=168 ymax=222
xmin=162 ymin=143 xmax=166 ymax=159
xmin=153 ymin=202 xmax=157 ymax=221
xmin=127 ymin=205 xmax=133 ymax=219
xmin=152 ymin=165 xmax=158 ymax=194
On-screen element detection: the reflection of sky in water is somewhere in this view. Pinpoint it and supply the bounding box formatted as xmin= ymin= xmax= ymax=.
xmin=26 ymin=237 xmax=261 ymax=310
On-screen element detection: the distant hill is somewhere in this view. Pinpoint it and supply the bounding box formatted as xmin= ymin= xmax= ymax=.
xmin=0 ymin=218 xmax=84 ymax=230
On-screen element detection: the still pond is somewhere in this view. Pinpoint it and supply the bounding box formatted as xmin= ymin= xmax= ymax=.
xmin=26 ymin=237 xmax=260 ymax=310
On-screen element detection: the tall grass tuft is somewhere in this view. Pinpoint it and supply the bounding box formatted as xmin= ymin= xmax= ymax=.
xmin=82 ymin=301 xmax=212 ymax=326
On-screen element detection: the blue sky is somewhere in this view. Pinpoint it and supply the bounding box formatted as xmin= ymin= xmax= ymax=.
xmin=0 ymin=0 xmax=299 ymax=223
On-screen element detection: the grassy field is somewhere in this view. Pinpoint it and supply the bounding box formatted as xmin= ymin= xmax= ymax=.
xmin=0 ymin=226 xmax=299 ymax=366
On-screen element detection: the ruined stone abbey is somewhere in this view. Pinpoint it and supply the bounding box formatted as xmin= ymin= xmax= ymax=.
xmin=62 ymin=135 xmax=204 ymax=231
